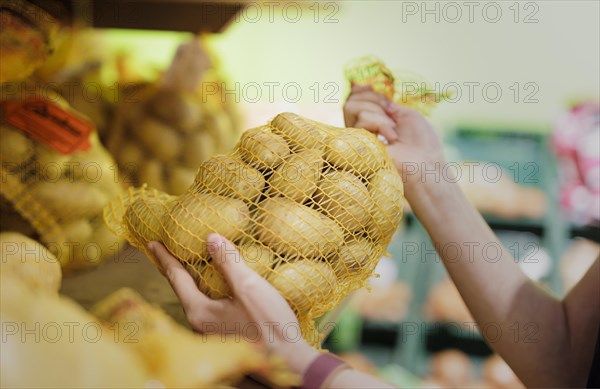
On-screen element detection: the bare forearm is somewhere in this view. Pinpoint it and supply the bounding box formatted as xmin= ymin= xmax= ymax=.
xmin=408 ymin=177 xmax=572 ymax=387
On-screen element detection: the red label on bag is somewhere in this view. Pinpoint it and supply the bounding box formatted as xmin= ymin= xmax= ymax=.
xmin=1 ymin=98 xmax=92 ymax=154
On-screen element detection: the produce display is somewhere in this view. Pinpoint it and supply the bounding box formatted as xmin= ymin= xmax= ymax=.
xmin=106 ymin=40 xmax=240 ymax=195
xmin=105 ymin=112 xmax=405 ymax=343
xmin=0 ymin=232 xmax=62 ymax=293
xmin=0 ymin=90 xmax=124 ymax=272
xmin=91 ymin=288 xmax=294 ymax=388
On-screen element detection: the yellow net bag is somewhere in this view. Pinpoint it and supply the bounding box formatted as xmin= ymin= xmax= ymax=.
xmin=0 ymin=88 xmax=124 ymax=272
xmin=91 ymin=288 xmax=295 ymax=388
xmin=105 ymin=39 xmax=240 ymax=195
xmin=104 ymin=112 xmax=404 ymax=343
xmin=345 ymin=55 xmax=452 ymax=116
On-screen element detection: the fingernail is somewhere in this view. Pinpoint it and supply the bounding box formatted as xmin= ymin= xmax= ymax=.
xmin=207 ymin=234 xmax=222 ymax=254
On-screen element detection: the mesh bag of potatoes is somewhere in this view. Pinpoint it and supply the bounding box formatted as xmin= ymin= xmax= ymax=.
xmin=0 ymin=88 xmax=124 ymax=272
xmin=105 ymin=112 xmax=404 ymax=343
xmin=105 ymin=39 xmax=240 ymax=195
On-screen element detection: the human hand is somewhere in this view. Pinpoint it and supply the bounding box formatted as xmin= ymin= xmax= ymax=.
xmin=344 ymin=85 xmax=446 ymax=199
xmin=147 ymin=234 xmax=319 ymax=375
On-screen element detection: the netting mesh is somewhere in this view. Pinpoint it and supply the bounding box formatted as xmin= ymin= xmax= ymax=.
xmin=1 ymin=95 xmax=124 ymax=272
xmin=104 ymin=112 xmax=404 ymax=343
xmin=345 ymin=55 xmax=452 ymax=116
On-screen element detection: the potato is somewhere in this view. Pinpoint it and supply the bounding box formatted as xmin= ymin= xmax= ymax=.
xmin=132 ymin=117 xmax=182 ymax=162
xmin=117 ymin=141 xmax=146 ymax=170
xmin=314 ymin=170 xmax=372 ymax=231
xmin=146 ymin=89 xmax=202 ymax=133
xmin=268 ymin=149 xmax=323 ymax=203
xmin=0 ymin=125 xmax=34 ymax=167
xmin=34 ymin=143 xmax=70 ymax=171
xmin=254 ymin=197 xmax=343 ymax=259
xmin=139 ymin=159 xmax=166 ymax=191
xmin=325 ymin=129 xmax=386 ymax=175
xmin=61 ymin=219 xmax=93 ymax=243
xmin=271 ymin=112 xmax=328 ymax=151
xmin=182 ymin=131 xmax=216 ymax=169
xmin=193 ymin=155 xmax=265 ymax=202
xmin=30 ymin=181 xmax=109 ymax=222
xmin=125 ymin=190 xmax=175 ymax=245
xmin=238 ymin=126 xmax=290 ymax=170
xmin=0 ymin=232 xmax=61 ymax=293
xmin=332 ymin=236 xmax=376 ymax=279
xmin=368 ymin=169 xmax=404 ymax=238
xmin=190 ymin=242 xmax=275 ymax=299
xmin=167 ymin=166 xmax=196 ymax=195
xmin=205 ymin=111 xmax=236 ymax=152
xmin=267 ymin=260 xmax=336 ymax=315
xmin=161 ymin=192 xmax=250 ymax=262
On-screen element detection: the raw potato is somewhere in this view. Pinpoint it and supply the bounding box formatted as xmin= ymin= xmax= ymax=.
xmin=254 ymin=197 xmax=343 ymax=259
xmin=195 ymin=263 xmax=230 ymax=299
xmin=168 ymin=166 xmax=197 ymax=195
xmin=0 ymin=232 xmax=61 ymax=293
xmin=332 ymin=236 xmax=376 ymax=279
xmin=0 ymin=125 xmax=34 ymax=167
xmin=30 ymin=181 xmax=109 ymax=222
xmin=238 ymin=126 xmax=290 ymax=170
xmin=34 ymin=142 xmax=70 ymax=169
xmin=147 ymin=89 xmax=202 ymax=133
xmin=125 ymin=191 xmax=175 ymax=245
xmin=194 ymin=155 xmax=265 ymax=201
xmin=183 ymin=131 xmax=216 ymax=168
xmin=267 ymin=261 xmax=336 ymax=315
xmin=206 ymin=111 xmax=236 ymax=151
xmin=117 ymin=141 xmax=146 ymax=169
xmin=268 ymin=149 xmax=323 ymax=203
xmin=314 ymin=170 xmax=372 ymax=230
xmin=161 ymin=192 xmax=250 ymax=262
xmin=138 ymin=158 xmax=166 ymax=191
xmin=325 ymin=129 xmax=386 ymax=175
xmin=271 ymin=112 xmax=328 ymax=151
xmin=192 ymin=242 xmax=275 ymax=299
xmin=133 ymin=117 xmax=182 ymax=162
xmin=61 ymin=219 xmax=94 ymax=243
xmin=368 ymin=169 xmax=404 ymax=238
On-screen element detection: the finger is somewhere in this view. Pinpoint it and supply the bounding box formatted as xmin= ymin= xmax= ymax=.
xmin=384 ymin=101 xmax=417 ymax=119
xmin=350 ymin=84 xmax=373 ymax=93
xmin=148 ymin=241 xmax=211 ymax=310
xmin=206 ymin=234 xmax=295 ymax=321
xmin=343 ymin=100 xmax=389 ymax=128
xmin=354 ymin=110 xmax=398 ymax=142
xmin=347 ymin=89 xmax=390 ymax=109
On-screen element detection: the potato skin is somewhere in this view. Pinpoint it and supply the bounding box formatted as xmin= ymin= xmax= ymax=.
xmin=167 ymin=166 xmax=196 ymax=195
xmin=268 ymin=149 xmax=323 ymax=203
xmin=271 ymin=112 xmax=328 ymax=152
xmin=125 ymin=191 xmax=174 ymax=245
xmin=161 ymin=192 xmax=250 ymax=262
xmin=133 ymin=117 xmax=182 ymax=162
xmin=314 ymin=170 xmax=372 ymax=231
xmin=182 ymin=131 xmax=216 ymax=169
xmin=193 ymin=155 xmax=265 ymax=202
xmin=267 ymin=261 xmax=336 ymax=316
xmin=254 ymin=197 xmax=343 ymax=259
xmin=238 ymin=126 xmax=290 ymax=170
xmin=332 ymin=236 xmax=376 ymax=279
xmin=0 ymin=125 xmax=34 ymax=167
xmin=138 ymin=159 xmax=166 ymax=191
xmin=30 ymin=181 xmax=108 ymax=222
xmin=325 ymin=129 xmax=386 ymax=175
xmin=368 ymin=168 xmax=404 ymax=238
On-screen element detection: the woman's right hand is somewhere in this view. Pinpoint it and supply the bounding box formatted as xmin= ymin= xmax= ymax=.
xmin=343 ymin=86 xmax=446 ymax=200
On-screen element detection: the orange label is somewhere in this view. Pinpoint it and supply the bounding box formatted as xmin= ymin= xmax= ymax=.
xmin=1 ymin=98 xmax=92 ymax=154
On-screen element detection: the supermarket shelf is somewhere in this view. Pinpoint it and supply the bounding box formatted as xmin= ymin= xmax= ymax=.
xmin=79 ymin=0 xmax=245 ymax=32
xmin=424 ymin=323 xmax=492 ymax=357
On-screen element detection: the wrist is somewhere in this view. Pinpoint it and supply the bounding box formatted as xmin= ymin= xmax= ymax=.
xmin=277 ymin=339 xmax=320 ymax=376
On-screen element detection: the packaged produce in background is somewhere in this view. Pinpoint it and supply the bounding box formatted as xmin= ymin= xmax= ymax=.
xmin=0 ymin=274 xmax=150 ymax=389
xmin=0 ymin=88 xmax=124 ymax=272
xmin=105 ymin=112 xmax=405 ymax=344
xmin=106 ymin=39 xmax=240 ymax=195
xmin=91 ymin=288 xmax=296 ymax=388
